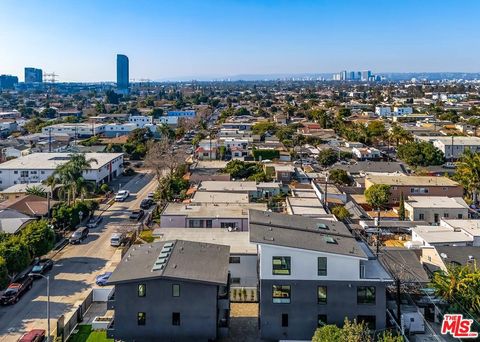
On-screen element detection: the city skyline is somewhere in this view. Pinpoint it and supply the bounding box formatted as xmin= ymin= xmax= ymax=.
xmin=1 ymin=0 xmax=480 ymax=82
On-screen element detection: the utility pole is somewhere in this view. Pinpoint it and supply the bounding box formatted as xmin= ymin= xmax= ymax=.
xmin=323 ymin=172 xmax=329 ymax=212
xmin=48 ymin=127 xmax=52 ymax=153
xmin=451 ymin=135 xmax=454 ymax=162
xmin=396 ymin=278 xmax=402 ymax=328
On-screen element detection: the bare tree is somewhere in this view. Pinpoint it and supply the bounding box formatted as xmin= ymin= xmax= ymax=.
xmin=145 ymin=137 xmax=186 ymax=182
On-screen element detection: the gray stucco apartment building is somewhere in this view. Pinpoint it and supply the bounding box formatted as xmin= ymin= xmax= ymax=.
xmin=107 ymin=240 xmax=230 ymax=342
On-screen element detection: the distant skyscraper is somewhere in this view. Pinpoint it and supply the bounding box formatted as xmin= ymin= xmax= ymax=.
xmin=0 ymin=75 xmax=18 ymax=89
xmin=361 ymin=70 xmax=372 ymax=81
xmin=116 ymin=54 xmax=129 ymax=92
xmin=24 ymin=67 xmax=43 ymax=83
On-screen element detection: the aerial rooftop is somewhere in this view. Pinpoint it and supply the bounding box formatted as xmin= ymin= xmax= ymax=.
xmin=162 ymin=202 xmax=267 ymax=218
xmin=249 ymin=210 xmax=366 ymax=258
xmin=0 ymin=152 xmax=123 ymax=170
xmin=406 ymin=196 xmax=469 ymax=208
xmin=108 ymin=240 xmax=230 ymax=285
xmin=365 ymin=175 xmax=460 ymax=187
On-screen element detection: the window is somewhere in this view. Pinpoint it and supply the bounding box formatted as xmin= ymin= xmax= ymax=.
xmin=272 ymin=256 xmax=291 ymax=275
xmin=458 ymin=214 xmax=463 ymax=219
xmin=357 ymin=315 xmax=376 ymax=330
xmin=281 ymin=313 xmax=288 ymax=327
xmin=137 ymin=312 xmax=146 ymax=325
xmin=14 ymin=171 xmax=18 ymax=174
xmin=229 ymin=256 xmax=241 ymax=264
xmin=206 ymin=219 xmax=212 ymax=228
xmin=41 ymin=171 xmax=45 ymax=174
xmin=317 ymin=286 xmax=327 ymax=304
xmin=172 ymin=312 xmax=180 ymax=326
xmin=231 ymin=277 xmax=240 ymax=285
xmin=419 ymin=213 xmax=425 ymax=220
xmin=138 ymin=284 xmax=146 ymax=297
xmin=188 ymin=219 xmax=204 ymax=228
xmin=272 ymin=285 xmax=291 ymax=304
xmin=357 ymin=286 xmax=376 ymax=304
xmin=317 ymin=257 xmax=327 ymax=276
xmin=318 ymin=314 xmax=327 ymax=327
xmin=20 ymin=171 xmax=29 ymax=177
xmin=443 ymin=213 xmax=449 ymax=218
xmin=172 ymin=284 xmax=180 ymax=297
xmin=221 ymin=222 xmax=237 ymax=229
xmin=30 ymin=170 xmax=37 ymax=174
xmin=324 ymin=236 xmax=337 ymax=244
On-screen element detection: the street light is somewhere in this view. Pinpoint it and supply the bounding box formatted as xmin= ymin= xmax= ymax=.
xmin=29 ymin=273 xmax=50 ymax=342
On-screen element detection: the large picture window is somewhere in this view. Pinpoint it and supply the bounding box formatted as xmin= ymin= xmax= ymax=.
xmin=317 ymin=257 xmax=327 ymax=276
xmin=272 ymin=256 xmax=291 ymax=275
xmin=272 ymin=285 xmax=291 ymax=304
xmin=357 ymin=286 xmax=376 ymax=304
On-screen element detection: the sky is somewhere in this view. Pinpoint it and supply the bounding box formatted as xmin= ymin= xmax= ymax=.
xmin=1 ymin=0 xmax=479 ymax=82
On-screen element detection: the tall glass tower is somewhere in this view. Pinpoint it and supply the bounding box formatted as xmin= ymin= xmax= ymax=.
xmin=116 ymin=54 xmax=129 ymax=92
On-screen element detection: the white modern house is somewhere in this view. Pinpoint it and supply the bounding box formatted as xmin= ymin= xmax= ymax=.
xmin=0 ymin=152 xmax=124 ymax=189
xmin=41 ymin=123 xmax=106 ymax=138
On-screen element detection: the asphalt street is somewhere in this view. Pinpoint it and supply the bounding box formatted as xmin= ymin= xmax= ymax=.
xmin=0 ymin=170 xmax=158 ymax=342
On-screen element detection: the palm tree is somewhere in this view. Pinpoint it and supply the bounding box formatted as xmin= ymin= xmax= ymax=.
xmin=25 ymin=185 xmax=46 ymax=197
xmin=455 ymin=149 xmax=480 ymax=205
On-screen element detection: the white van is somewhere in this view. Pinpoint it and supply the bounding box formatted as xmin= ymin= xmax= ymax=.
xmin=110 ymin=232 xmax=126 ymax=247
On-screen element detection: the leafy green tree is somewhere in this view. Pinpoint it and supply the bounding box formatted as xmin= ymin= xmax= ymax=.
xmin=234 ymin=107 xmax=250 ymax=116
xmin=317 ymin=149 xmax=338 ymax=167
xmin=105 ymin=89 xmax=121 ymax=104
xmin=25 ymin=185 xmax=46 ymax=197
xmin=430 ymin=264 xmax=480 ymax=318
xmin=150 ymin=108 xmax=164 ymax=118
xmin=252 ymin=121 xmax=277 ymax=136
xmin=0 ymin=236 xmax=31 ymax=276
xmin=337 ymin=107 xmax=351 ymax=118
xmin=312 ymin=324 xmax=343 ymax=342
xmin=365 ymin=184 xmax=391 ymax=210
xmin=389 ymin=123 xmax=412 ymax=146
xmin=329 ymin=169 xmax=352 ymax=185
xmin=312 ymin=318 xmax=371 ymax=342
xmin=0 ymin=257 xmax=8 ymax=289
xmin=455 ymin=149 xmax=480 ymax=204
xmin=377 ymin=330 xmax=404 ymax=342
xmin=20 ymin=220 xmax=55 ymax=257
xmin=332 ymin=206 xmax=352 ymax=221
xmin=397 ymin=142 xmax=444 ymax=167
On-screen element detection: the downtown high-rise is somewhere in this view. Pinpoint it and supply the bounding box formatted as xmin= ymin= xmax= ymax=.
xmin=116 ymin=54 xmax=129 ymax=93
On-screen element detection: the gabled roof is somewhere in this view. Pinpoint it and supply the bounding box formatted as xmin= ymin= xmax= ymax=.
xmin=0 ymin=209 xmax=35 ymax=234
xmin=0 ymin=194 xmax=57 ymax=217
xmin=107 ymin=240 xmax=230 ymax=286
xmin=249 ymin=210 xmax=366 ymax=258
xmin=379 ymin=247 xmax=430 ymax=284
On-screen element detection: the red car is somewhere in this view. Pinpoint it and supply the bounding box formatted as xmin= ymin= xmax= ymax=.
xmin=18 ymin=329 xmax=45 ymax=342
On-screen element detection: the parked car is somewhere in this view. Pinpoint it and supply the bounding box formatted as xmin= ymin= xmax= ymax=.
xmin=140 ymin=198 xmax=154 ymax=209
xmin=115 ymin=190 xmax=130 ymax=202
xmin=86 ymin=216 xmax=103 ymax=228
xmin=110 ymin=232 xmax=126 ymax=247
xmin=0 ymin=276 xmax=33 ymax=305
xmin=30 ymin=259 xmax=53 ymax=278
xmin=95 ymin=272 xmax=113 ymax=286
xmin=18 ymin=329 xmax=46 ymax=342
xmin=69 ymin=226 xmax=89 ymax=244
xmin=129 ymin=210 xmax=145 ymax=221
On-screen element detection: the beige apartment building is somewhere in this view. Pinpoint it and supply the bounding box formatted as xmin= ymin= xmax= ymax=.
xmin=365 ymin=175 xmax=463 ymax=204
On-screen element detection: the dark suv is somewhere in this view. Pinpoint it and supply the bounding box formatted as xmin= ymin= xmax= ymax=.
xmin=0 ymin=276 xmax=33 ymax=305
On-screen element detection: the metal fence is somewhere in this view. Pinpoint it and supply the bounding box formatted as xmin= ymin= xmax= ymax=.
xmin=56 ymin=289 xmax=93 ymax=341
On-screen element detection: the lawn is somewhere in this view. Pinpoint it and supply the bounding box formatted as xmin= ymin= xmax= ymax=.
xmin=139 ymin=229 xmax=155 ymax=243
xmin=68 ymin=325 xmax=113 ymax=342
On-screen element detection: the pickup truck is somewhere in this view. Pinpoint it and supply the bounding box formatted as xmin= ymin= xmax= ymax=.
xmin=0 ymin=276 xmax=33 ymax=305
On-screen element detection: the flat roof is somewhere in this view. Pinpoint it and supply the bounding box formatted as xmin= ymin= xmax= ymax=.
xmin=108 ymin=240 xmax=230 ymax=285
xmin=0 ymin=152 xmax=123 ymax=170
xmin=198 ymin=181 xmax=258 ymax=192
xmin=0 ymin=183 xmax=50 ymax=194
xmin=249 ymin=210 xmax=367 ymax=258
xmin=191 ymin=191 xmax=249 ymax=204
xmin=366 ymin=175 xmax=460 ymax=187
xmin=406 ymin=196 xmax=469 ymax=209
xmin=153 ymin=228 xmax=256 ymax=254
xmin=421 ymin=136 xmax=480 ymax=145
xmin=162 ymin=202 xmax=267 ymax=218
xmin=413 ymin=226 xmax=473 ymax=244
xmin=442 ymin=219 xmax=480 ymax=237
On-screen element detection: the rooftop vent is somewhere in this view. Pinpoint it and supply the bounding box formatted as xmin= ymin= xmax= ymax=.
xmin=440 ymin=253 xmax=448 ymax=259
